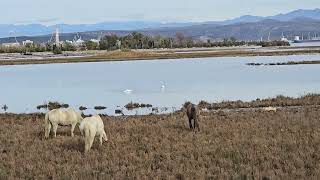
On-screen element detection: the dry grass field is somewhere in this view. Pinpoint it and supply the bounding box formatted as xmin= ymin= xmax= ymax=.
xmin=0 ymin=103 xmax=320 ymax=179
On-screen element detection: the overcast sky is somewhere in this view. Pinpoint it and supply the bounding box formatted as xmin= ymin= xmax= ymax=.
xmin=2 ymin=0 xmax=320 ymax=25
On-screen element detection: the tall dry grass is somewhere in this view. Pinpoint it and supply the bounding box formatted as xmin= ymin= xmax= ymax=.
xmin=0 ymin=105 xmax=320 ymax=179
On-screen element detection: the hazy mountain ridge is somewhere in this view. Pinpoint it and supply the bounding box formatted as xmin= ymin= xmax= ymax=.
xmin=1 ymin=9 xmax=320 ymax=41
xmin=0 ymin=21 xmax=204 ymax=38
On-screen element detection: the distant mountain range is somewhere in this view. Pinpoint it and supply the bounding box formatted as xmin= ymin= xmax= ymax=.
xmin=220 ymin=8 xmax=320 ymax=24
xmin=1 ymin=8 xmax=320 ymax=42
xmin=0 ymin=21 xmax=202 ymax=38
xmin=142 ymin=18 xmax=320 ymax=41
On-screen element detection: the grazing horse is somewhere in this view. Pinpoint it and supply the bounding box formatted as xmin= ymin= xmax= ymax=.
xmin=262 ymin=106 xmax=277 ymax=112
xmin=44 ymin=108 xmax=83 ymax=138
xmin=186 ymin=103 xmax=200 ymax=131
xmin=79 ymin=115 xmax=108 ymax=152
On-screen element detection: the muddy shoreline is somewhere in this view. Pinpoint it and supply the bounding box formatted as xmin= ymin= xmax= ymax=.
xmin=197 ymin=94 xmax=320 ymax=110
xmin=2 ymin=94 xmax=320 ymax=116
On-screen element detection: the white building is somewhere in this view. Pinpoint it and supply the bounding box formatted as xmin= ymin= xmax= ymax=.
xmin=90 ymin=39 xmax=100 ymax=44
xmin=74 ymin=38 xmax=85 ymax=46
xmin=116 ymin=40 xmax=121 ymax=48
xmin=65 ymin=40 xmax=73 ymax=44
xmin=199 ymin=36 xmax=213 ymax=43
xmin=22 ymin=40 xmax=34 ymax=46
xmin=2 ymin=42 xmax=20 ymax=47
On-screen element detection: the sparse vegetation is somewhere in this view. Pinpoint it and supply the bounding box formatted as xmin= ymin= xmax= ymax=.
xmin=247 ymin=60 xmax=320 ymax=66
xmin=125 ymin=102 xmax=152 ymax=110
xmin=115 ymin=109 xmax=124 ymax=115
xmin=258 ymin=40 xmax=290 ymax=47
xmin=79 ymin=106 xmax=87 ymax=111
xmin=1 ymin=104 xmax=8 ymax=112
xmin=198 ymin=94 xmax=320 ymax=110
xmin=52 ymin=44 xmax=62 ymax=55
xmin=94 ymin=106 xmax=107 ymax=110
xmin=36 ymin=101 xmax=69 ymax=110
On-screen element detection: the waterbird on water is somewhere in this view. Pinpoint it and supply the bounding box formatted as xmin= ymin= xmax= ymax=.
xmin=160 ymin=81 xmax=166 ymax=91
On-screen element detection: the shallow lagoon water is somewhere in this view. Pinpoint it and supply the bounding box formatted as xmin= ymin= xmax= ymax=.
xmin=0 ymin=54 xmax=320 ymax=114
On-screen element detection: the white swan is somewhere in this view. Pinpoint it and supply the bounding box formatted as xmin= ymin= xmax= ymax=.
xmin=160 ymin=81 xmax=166 ymax=91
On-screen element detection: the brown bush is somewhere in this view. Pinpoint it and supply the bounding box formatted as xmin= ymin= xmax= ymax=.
xmin=36 ymin=101 xmax=69 ymax=110
xmin=94 ymin=106 xmax=107 ymax=110
xmin=125 ymin=102 xmax=152 ymax=110
xmin=79 ymin=106 xmax=87 ymax=111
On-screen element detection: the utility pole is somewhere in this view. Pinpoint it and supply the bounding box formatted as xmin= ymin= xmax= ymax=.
xmin=55 ymin=27 xmax=60 ymax=45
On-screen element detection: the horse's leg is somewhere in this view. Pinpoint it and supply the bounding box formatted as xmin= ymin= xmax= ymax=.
xmin=188 ymin=118 xmax=193 ymax=129
xmin=195 ymin=119 xmax=200 ymax=131
xmin=85 ymin=135 xmax=90 ymax=152
xmin=52 ymin=123 xmax=58 ymax=138
xmin=45 ymin=122 xmax=51 ymax=139
xmin=99 ymin=134 xmax=103 ymax=146
xmin=89 ymin=135 xmax=95 ymax=150
xmin=71 ymin=123 xmax=76 ymax=137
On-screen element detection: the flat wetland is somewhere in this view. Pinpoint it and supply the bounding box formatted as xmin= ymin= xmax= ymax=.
xmin=1 ymin=46 xmax=320 ymax=66
xmin=1 ymin=95 xmax=320 ymax=179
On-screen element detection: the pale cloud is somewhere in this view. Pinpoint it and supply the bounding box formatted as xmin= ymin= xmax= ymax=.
xmin=1 ymin=0 xmax=320 ymax=24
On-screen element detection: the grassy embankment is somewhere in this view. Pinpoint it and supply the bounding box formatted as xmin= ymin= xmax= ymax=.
xmin=1 ymin=48 xmax=320 ymax=66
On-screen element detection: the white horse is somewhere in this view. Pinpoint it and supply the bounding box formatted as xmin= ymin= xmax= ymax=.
xmin=79 ymin=115 xmax=108 ymax=152
xmin=262 ymin=106 xmax=277 ymax=112
xmin=44 ymin=108 xmax=83 ymax=138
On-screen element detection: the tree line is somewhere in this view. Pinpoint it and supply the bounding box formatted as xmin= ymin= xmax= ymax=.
xmin=0 ymin=32 xmax=290 ymax=54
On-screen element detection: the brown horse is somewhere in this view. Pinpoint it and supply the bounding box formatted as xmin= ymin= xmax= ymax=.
xmin=186 ymin=103 xmax=200 ymax=131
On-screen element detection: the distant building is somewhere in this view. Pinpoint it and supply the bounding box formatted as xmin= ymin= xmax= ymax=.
xmin=199 ymin=36 xmax=213 ymax=43
xmin=65 ymin=38 xmax=85 ymax=47
xmin=280 ymin=33 xmax=289 ymax=42
xmin=65 ymin=40 xmax=73 ymax=44
xmin=281 ymin=37 xmax=288 ymax=42
xmin=74 ymin=38 xmax=85 ymax=46
xmin=22 ymin=40 xmax=34 ymax=46
xmin=116 ymin=40 xmax=121 ymax=48
xmin=1 ymin=42 xmax=20 ymax=47
xmin=90 ymin=39 xmax=100 ymax=44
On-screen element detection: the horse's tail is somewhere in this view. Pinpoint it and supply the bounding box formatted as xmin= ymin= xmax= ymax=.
xmin=79 ymin=122 xmax=84 ymax=136
xmin=44 ymin=113 xmax=50 ymax=127
xmin=44 ymin=112 xmax=52 ymax=138
xmin=80 ymin=123 xmax=91 ymax=137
